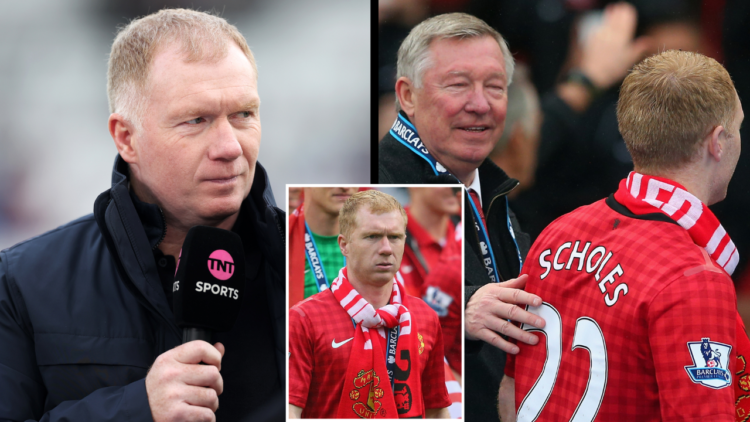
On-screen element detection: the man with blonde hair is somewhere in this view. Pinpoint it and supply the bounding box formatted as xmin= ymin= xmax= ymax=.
xmin=378 ymin=12 xmax=546 ymax=421
xmin=0 ymin=8 xmax=284 ymax=421
xmin=289 ymin=190 xmax=451 ymax=419
xmin=499 ymin=50 xmax=744 ymax=421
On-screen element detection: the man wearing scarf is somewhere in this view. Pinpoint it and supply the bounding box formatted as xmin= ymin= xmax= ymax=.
xmin=289 ymin=190 xmax=451 ymax=418
xmin=499 ymin=50 xmax=745 ymax=421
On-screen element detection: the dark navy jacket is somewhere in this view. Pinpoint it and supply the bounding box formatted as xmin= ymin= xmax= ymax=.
xmin=0 ymin=156 xmax=286 ymax=421
xmin=379 ymin=115 xmax=530 ymax=422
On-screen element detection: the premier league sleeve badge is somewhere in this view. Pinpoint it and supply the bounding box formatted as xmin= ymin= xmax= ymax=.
xmin=684 ymin=338 xmax=732 ymax=389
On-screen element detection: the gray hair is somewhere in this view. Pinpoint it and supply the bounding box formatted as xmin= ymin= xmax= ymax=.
xmin=107 ymin=8 xmax=257 ymax=131
xmin=396 ymin=13 xmax=515 ymax=112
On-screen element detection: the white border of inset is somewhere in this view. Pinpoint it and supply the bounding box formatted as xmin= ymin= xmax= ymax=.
xmin=285 ymin=184 xmax=465 ymax=420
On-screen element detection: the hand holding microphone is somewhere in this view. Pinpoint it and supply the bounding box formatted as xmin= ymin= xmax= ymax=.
xmin=173 ymin=225 xmax=246 ymax=343
xmin=147 ymin=226 xmax=246 ymax=421
xmin=146 ymin=341 xmax=225 ymax=422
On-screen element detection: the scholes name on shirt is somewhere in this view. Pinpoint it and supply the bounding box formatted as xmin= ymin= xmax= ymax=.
xmin=537 ymin=240 xmax=628 ymax=307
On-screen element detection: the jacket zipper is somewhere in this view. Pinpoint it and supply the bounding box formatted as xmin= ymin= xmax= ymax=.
xmin=476 ymin=181 xmax=520 ymax=282
xmin=153 ymin=207 xmax=167 ymax=250
xmin=274 ymin=209 xmax=285 ymax=249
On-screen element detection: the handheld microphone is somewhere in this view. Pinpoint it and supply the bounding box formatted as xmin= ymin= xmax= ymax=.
xmin=173 ymin=225 xmax=246 ymax=344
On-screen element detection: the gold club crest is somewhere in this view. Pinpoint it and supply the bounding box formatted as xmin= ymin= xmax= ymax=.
xmin=349 ymin=369 xmax=386 ymax=418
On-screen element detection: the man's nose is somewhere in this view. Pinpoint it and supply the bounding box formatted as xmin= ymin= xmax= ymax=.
xmin=378 ymin=237 xmax=393 ymax=255
xmin=464 ymin=85 xmax=491 ymax=114
xmin=208 ymin=117 xmax=243 ymax=161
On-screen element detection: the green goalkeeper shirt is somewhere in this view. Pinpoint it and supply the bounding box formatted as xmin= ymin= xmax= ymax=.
xmin=304 ymin=231 xmax=345 ymax=298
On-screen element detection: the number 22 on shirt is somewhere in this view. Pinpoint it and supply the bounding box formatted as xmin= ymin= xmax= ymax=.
xmin=517 ymin=303 xmax=607 ymax=422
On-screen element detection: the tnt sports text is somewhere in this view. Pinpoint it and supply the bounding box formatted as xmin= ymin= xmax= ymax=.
xmin=173 ymin=279 xmax=240 ymax=300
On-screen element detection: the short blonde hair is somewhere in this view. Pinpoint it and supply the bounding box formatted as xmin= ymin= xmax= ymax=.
xmin=339 ymin=190 xmax=407 ymax=240
xmin=107 ymin=8 xmax=257 ymax=129
xmin=396 ymin=13 xmax=514 ymax=112
xmin=617 ymin=50 xmax=737 ymax=171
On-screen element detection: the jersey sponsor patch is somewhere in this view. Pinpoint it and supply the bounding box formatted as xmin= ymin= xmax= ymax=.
xmin=423 ymin=286 xmax=453 ymax=317
xmin=684 ymin=337 xmax=732 ymax=389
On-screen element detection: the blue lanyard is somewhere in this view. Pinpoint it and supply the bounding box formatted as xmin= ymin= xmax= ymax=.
xmin=351 ymin=318 xmax=400 ymax=389
xmin=385 ymin=325 xmax=399 ymax=390
xmin=389 ymin=113 xmax=522 ymax=280
xmin=304 ymin=222 xmax=330 ymax=293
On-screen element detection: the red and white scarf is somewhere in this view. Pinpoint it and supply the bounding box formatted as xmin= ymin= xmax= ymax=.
xmin=331 ymin=267 xmax=424 ymax=419
xmin=614 ymin=172 xmax=739 ymax=275
xmin=288 ymin=204 xmax=307 ymax=308
xmin=615 ymin=172 xmax=750 ymax=415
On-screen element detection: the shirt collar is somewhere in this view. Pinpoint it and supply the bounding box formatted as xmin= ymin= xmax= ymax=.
xmin=466 ymin=169 xmax=482 ymax=207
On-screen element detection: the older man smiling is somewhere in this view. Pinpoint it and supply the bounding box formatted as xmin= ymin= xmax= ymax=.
xmin=378 ymin=13 xmax=544 ymax=421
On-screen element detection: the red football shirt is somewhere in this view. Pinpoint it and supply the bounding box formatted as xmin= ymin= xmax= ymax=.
xmin=400 ymin=210 xmax=462 ymax=373
xmin=289 ymin=289 xmax=451 ymax=418
xmin=509 ymin=198 xmax=736 ymax=421
xmin=419 ymin=252 xmax=462 ymax=374
xmin=400 ymin=208 xmax=459 ymax=296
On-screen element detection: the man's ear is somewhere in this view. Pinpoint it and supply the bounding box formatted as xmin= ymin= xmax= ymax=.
xmin=338 ymin=234 xmax=348 ymax=257
xmin=706 ymin=124 xmax=726 ymax=162
xmin=108 ymin=113 xmax=138 ymax=164
xmin=395 ymin=77 xmax=417 ymax=118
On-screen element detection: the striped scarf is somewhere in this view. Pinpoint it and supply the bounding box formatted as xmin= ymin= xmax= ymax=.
xmin=331 ymin=267 xmax=424 ymax=418
xmin=614 ymin=172 xmax=739 ymax=275
xmin=616 ymin=172 xmax=750 ymax=416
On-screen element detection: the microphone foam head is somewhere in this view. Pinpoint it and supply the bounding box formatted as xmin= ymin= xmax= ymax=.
xmin=173 ymin=225 xmax=246 ymax=332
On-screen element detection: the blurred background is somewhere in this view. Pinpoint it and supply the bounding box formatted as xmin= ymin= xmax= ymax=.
xmin=0 ymin=0 xmax=370 ymax=250
xmin=379 ymin=0 xmax=750 ymax=295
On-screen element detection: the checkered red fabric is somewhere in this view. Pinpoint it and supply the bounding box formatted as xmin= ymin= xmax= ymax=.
xmin=400 ymin=207 xmax=459 ymax=296
xmin=400 ymin=208 xmax=462 ymax=374
xmin=616 ymin=172 xmax=739 ymax=275
xmin=289 ymin=289 xmax=451 ymax=418
xmin=329 ymin=268 xmax=421 ymax=418
xmin=418 ymin=251 xmax=462 ymax=375
xmin=733 ymin=314 xmax=750 ymax=421
xmin=444 ymin=359 xmax=462 ymax=419
xmin=510 ymin=198 xmax=736 ymax=421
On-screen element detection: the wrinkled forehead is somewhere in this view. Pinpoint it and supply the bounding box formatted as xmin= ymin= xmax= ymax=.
xmin=145 ymin=38 xmax=255 ymax=88
xmin=147 ymin=42 xmax=258 ymax=99
xmin=424 ymin=35 xmax=506 ymax=79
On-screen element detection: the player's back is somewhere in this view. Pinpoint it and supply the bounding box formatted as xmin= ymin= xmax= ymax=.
xmin=513 ymin=197 xmax=736 ymax=421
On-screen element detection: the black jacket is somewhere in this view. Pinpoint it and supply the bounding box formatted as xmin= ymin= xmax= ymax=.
xmin=0 ymin=156 xmax=285 ymax=422
xmin=379 ymin=120 xmax=530 ymax=421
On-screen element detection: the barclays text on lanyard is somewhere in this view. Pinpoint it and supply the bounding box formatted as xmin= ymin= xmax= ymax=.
xmin=389 ymin=113 xmax=523 ymax=280
xmin=350 ymin=319 xmax=400 ymax=390
xmin=304 ymin=222 xmax=345 ymax=293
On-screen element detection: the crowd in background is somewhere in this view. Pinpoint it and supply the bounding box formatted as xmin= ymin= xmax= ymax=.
xmin=379 ymin=0 xmax=750 ymax=297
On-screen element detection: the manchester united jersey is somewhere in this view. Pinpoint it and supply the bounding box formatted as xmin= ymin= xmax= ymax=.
xmin=400 ymin=209 xmax=463 ymax=374
xmin=289 ymin=289 xmax=451 ymax=418
xmin=509 ymin=196 xmax=736 ymax=421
